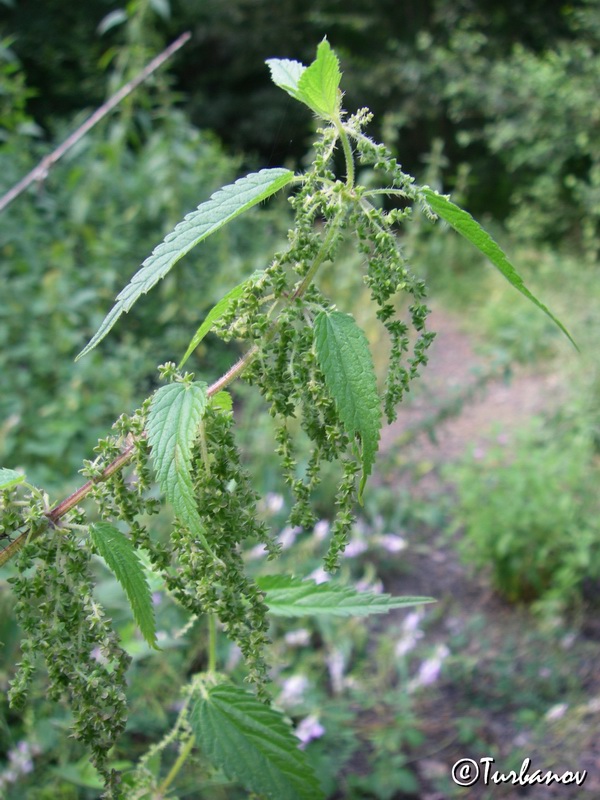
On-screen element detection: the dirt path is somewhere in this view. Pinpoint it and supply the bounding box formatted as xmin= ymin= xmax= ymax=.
xmin=368 ymin=308 xmax=600 ymax=799
xmin=379 ymin=305 xmax=564 ymax=466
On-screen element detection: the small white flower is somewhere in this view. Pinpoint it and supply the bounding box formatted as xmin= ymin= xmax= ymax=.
xmin=343 ymin=538 xmax=368 ymax=558
xmin=545 ymin=703 xmax=568 ymax=721
xmin=264 ymin=493 xmax=285 ymax=514
xmin=246 ymin=543 xmax=268 ymax=560
xmin=285 ymin=629 xmax=311 ymax=647
xmin=226 ymin=643 xmax=242 ymax=671
xmin=90 ymin=646 xmax=109 ymax=666
xmin=394 ymin=610 xmax=425 ymax=658
xmin=561 ymin=632 xmax=577 ymax=650
xmin=295 ymin=714 xmax=325 ymax=749
xmin=326 ymin=649 xmax=346 ymax=694
xmin=376 ymin=534 xmax=407 ymax=553
xmin=308 ymin=566 xmax=330 ymax=585
xmin=408 ymin=644 xmax=450 ymax=692
xmin=586 ymin=696 xmax=600 ymax=714
xmin=278 ymin=526 xmax=301 ymax=550
xmin=314 ymin=520 xmax=330 ymax=540
xmin=278 ymin=674 xmax=310 ymax=708
xmin=355 ymin=577 xmax=384 ymax=594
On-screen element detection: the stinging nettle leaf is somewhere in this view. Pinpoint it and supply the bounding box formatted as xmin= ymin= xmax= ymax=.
xmin=295 ymin=38 xmax=342 ymax=120
xmin=268 ymin=40 xmax=342 ymax=120
xmin=210 ymin=390 xmax=233 ymax=412
xmin=179 ymin=270 xmax=265 ymax=368
xmin=0 ymin=468 xmax=26 ymax=489
xmin=421 ymin=187 xmax=577 ymax=349
xmin=258 ymin=574 xmax=435 ymax=617
xmin=146 ymin=381 xmax=221 ymax=562
xmin=77 ymin=168 xmax=294 ymax=360
xmin=314 ymin=310 xmax=381 ymax=501
xmin=191 ymin=683 xmax=324 ymax=800
xmin=265 ymin=57 xmax=306 ymax=100
xmin=89 ymin=522 xmax=157 ymax=648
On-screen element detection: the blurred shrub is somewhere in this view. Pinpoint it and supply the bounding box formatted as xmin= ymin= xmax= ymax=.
xmin=384 ymin=1 xmax=600 ymax=252
xmin=0 ymin=61 xmax=288 ymax=490
xmin=449 ymin=416 xmax=600 ymax=614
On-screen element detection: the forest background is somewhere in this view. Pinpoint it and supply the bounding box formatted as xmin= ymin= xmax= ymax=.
xmin=1 ymin=1 xmax=600 ymax=798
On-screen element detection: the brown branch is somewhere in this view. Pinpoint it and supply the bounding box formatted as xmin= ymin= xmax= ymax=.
xmin=0 ymin=345 xmax=260 ymax=568
xmin=0 ymin=31 xmax=192 ymax=215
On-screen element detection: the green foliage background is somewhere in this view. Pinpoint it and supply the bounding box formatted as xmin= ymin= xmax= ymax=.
xmin=2 ymin=1 xmax=600 ymax=797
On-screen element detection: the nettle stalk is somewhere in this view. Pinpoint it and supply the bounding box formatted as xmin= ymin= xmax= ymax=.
xmin=0 ymin=40 xmax=573 ymax=799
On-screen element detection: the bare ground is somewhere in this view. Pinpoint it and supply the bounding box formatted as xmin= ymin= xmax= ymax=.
xmin=369 ymin=307 xmax=600 ymax=799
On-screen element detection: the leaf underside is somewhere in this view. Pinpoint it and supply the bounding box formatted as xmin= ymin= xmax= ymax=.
xmin=191 ymin=683 xmax=324 ymax=800
xmin=0 ymin=468 xmax=26 ymax=489
xmin=267 ymin=39 xmax=341 ymax=120
xmin=77 ymin=168 xmax=294 ymax=359
xmin=258 ymin=574 xmax=435 ymax=617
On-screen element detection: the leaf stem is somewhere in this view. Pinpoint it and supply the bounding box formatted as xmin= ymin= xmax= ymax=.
xmin=335 ymin=119 xmax=355 ymax=188
xmin=292 ymin=212 xmax=344 ymax=300
xmin=155 ymin=734 xmax=195 ymax=798
xmin=208 ymin=614 xmax=217 ymax=674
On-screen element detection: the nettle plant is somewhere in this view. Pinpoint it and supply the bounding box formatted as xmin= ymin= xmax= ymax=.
xmin=0 ymin=41 xmax=573 ymax=799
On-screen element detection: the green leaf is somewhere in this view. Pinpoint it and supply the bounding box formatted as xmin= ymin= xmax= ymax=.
xmin=89 ymin=522 xmax=157 ymax=648
xmin=258 ymin=574 xmax=435 ymax=617
xmin=77 ymin=168 xmax=294 ymax=359
xmin=179 ymin=270 xmax=265 ymax=368
xmin=314 ymin=310 xmax=381 ymax=501
xmin=267 ymin=39 xmax=342 ymax=120
xmin=210 ymin=391 xmax=233 ymax=412
xmin=421 ymin=187 xmax=577 ymax=349
xmin=191 ymin=683 xmax=324 ymax=800
xmin=265 ymin=57 xmax=306 ymax=99
xmin=0 ymin=468 xmax=25 ymax=489
xmin=296 ymin=38 xmax=342 ymax=119
xmin=146 ymin=381 xmax=221 ymax=562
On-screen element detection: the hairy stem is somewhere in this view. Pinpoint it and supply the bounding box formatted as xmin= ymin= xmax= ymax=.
xmin=335 ymin=119 xmax=355 ymax=189
xmin=208 ymin=614 xmax=217 ymax=674
xmin=155 ymin=734 xmax=195 ymax=798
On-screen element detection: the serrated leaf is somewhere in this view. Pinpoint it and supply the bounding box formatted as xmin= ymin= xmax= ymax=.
xmin=314 ymin=310 xmax=381 ymax=501
xmin=77 ymin=168 xmax=294 ymax=359
xmin=146 ymin=381 xmax=220 ymax=561
xmin=179 ymin=270 xmax=265 ymax=368
xmin=191 ymin=683 xmax=324 ymax=800
xmin=296 ymin=38 xmax=342 ymax=119
xmin=421 ymin=187 xmax=577 ymax=349
xmin=210 ymin=391 xmax=233 ymax=412
xmin=267 ymin=40 xmax=342 ymax=120
xmin=265 ymin=57 xmax=306 ymax=99
xmin=89 ymin=522 xmax=157 ymax=648
xmin=0 ymin=468 xmax=25 ymax=489
xmin=258 ymin=574 xmax=435 ymax=617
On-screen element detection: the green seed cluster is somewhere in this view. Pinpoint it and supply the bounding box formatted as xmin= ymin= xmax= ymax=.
xmin=0 ymin=106 xmax=443 ymax=795
xmin=9 ymin=525 xmax=130 ymax=796
xmin=350 ymin=119 xmax=437 ymax=422
xmin=165 ymin=404 xmax=279 ymax=694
